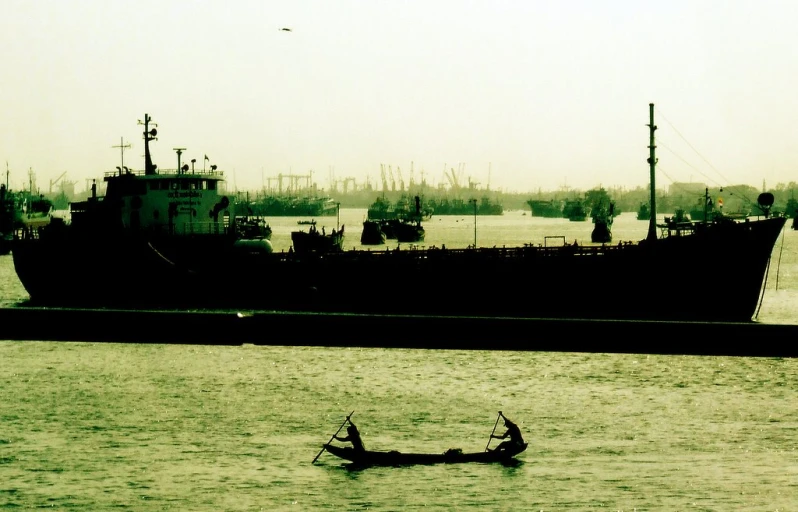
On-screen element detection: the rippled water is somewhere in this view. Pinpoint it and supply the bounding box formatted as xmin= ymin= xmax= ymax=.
xmin=1 ymin=210 xmax=797 ymax=510
xmin=1 ymin=344 xmax=796 ymax=510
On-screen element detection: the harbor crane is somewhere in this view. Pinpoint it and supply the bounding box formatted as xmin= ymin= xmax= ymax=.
xmin=446 ymin=167 xmax=460 ymax=193
xmin=338 ymin=177 xmax=356 ymax=194
xmin=49 ymin=171 xmax=67 ymax=193
xmin=388 ymin=166 xmax=396 ymax=192
xmin=380 ymin=164 xmax=389 ymax=193
xmin=396 ymin=167 xmax=405 ymax=192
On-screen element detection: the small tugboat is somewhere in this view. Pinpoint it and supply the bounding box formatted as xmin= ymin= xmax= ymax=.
xmin=360 ymin=219 xmax=386 ymax=245
xmin=371 ymin=195 xmax=426 ymax=243
xmin=381 ymin=218 xmax=424 ymax=243
xmin=394 ymin=195 xmax=426 ymax=242
xmin=290 ymin=220 xmax=344 ymax=253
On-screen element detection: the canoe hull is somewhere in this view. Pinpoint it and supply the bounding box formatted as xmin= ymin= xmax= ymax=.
xmin=322 ymin=442 xmax=527 ymax=466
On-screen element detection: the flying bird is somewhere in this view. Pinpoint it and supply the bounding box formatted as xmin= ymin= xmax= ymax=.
xmin=280 ymin=27 xmax=292 ymax=32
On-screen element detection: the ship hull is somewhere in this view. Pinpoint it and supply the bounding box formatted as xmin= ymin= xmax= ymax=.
xmin=11 ymin=216 xmax=786 ymax=322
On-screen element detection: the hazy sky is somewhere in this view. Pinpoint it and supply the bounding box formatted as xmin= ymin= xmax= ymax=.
xmin=2 ymin=0 xmax=797 ymax=195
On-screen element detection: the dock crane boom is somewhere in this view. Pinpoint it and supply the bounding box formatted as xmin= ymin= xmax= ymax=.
xmin=49 ymin=171 xmax=67 ymax=193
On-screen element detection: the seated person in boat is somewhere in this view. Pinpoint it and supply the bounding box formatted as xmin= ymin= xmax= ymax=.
xmin=489 ymin=413 xmax=525 ymax=452
xmin=333 ymin=420 xmax=365 ymax=452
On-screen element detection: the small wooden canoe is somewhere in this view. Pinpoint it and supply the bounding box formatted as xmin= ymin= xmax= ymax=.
xmin=322 ymin=442 xmax=527 ymax=466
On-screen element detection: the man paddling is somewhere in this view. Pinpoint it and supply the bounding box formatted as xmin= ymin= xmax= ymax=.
xmin=489 ymin=413 xmax=525 ymax=453
xmin=332 ymin=419 xmax=366 ymax=452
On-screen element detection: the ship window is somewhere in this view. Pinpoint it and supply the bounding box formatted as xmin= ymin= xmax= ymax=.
xmin=171 ymin=181 xmax=179 ymax=190
xmin=149 ymin=182 xmax=159 ymax=191
xmin=161 ymin=181 xmax=170 ymax=190
xmin=180 ymin=180 xmax=189 ymax=190
xmin=208 ymin=181 xmax=217 ymax=191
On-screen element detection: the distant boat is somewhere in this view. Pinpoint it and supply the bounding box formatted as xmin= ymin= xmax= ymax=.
xmin=0 ymin=174 xmax=55 ymax=255
xmin=785 ymin=197 xmax=798 ymax=218
xmin=291 ymin=222 xmax=344 ymax=254
xmin=591 ymin=201 xmax=615 ymax=243
xmin=384 ymin=218 xmax=424 ymax=243
xmin=425 ymin=196 xmax=503 ymax=216
xmin=637 ymin=202 xmax=651 ymax=220
xmin=360 ymin=219 xmax=386 ymax=245
xmin=563 ymin=199 xmax=589 ymax=221
xmin=526 ymin=199 xmax=563 ymax=218
xmin=367 ymin=194 xmax=433 ymax=221
xmin=371 ymin=195 xmax=427 ymax=243
xmin=235 ymin=216 xmax=272 ymax=240
xmin=250 ymin=195 xmax=338 ymax=217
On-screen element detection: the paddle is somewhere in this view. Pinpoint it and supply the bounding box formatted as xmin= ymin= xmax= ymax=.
xmin=312 ymin=410 xmax=354 ymax=464
xmin=485 ymin=411 xmax=502 ymax=452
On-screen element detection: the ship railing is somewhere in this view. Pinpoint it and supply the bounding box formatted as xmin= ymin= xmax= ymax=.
xmin=104 ymin=168 xmax=224 ymax=178
xmin=150 ymin=222 xmax=233 ymax=236
xmin=273 ymin=242 xmax=631 ymax=263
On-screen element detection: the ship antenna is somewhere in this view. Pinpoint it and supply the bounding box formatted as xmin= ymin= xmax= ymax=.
xmin=112 ymin=137 xmax=132 ymax=176
xmin=646 ymin=103 xmax=658 ymax=242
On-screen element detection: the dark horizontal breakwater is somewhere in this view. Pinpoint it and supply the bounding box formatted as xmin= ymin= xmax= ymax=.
xmin=1 ymin=307 xmax=796 ymax=357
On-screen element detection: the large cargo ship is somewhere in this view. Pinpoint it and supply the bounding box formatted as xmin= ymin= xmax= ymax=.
xmin=11 ymin=105 xmax=786 ymax=323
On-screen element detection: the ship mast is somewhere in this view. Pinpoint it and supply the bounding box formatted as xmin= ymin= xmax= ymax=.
xmin=139 ymin=114 xmax=158 ymax=176
xmin=646 ymin=103 xmax=657 ymax=242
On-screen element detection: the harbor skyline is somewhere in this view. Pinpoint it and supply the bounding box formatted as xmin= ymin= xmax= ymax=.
xmin=3 ymin=1 xmax=797 ymax=194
